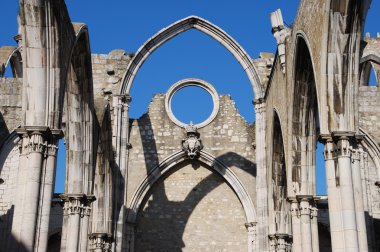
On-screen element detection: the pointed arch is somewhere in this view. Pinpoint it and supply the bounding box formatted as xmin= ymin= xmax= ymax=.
xmin=127 ymin=150 xmax=256 ymax=225
xmin=291 ymin=34 xmax=320 ymax=195
xmin=60 ymin=25 xmax=96 ymax=195
xmin=119 ymin=16 xmax=263 ymax=99
xmin=271 ymin=110 xmax=288 ymax=233
xmin=0 ymin=46 xmax=22 ymax=78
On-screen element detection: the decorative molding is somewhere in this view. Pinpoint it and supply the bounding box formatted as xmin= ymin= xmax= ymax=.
xmin=119 ymin=16 xmax=263 ymax=99
xmin=164 ymin=78 xmax=219 ymax=128
xmin=60 ymin=194 xmax=96 ymax=217
xmin=88 ymin=233 xmax=113 ymax=252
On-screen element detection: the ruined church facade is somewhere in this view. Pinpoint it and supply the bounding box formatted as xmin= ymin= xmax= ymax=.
xmin=1 ymin=0 xmax=380 ymax=251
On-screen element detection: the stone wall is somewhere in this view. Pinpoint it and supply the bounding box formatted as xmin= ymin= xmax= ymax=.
xmin=91 ymin=50 xmax=132 ymax=121
xmin=127 ymin=93 xmax=256 ymax=251
xmin=0 ymin=144 xmax=19 ymax=250
xmin=358 ymin=86 xmax=380 ymax=144
xmin=0 ymin=78 xmax=22 ymax=147
xmin=136 ymin=162 xmax=247 ymax=252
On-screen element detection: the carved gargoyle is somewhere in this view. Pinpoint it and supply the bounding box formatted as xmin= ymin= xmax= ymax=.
xmin=182 ymin=122 xmax=203 ymax=159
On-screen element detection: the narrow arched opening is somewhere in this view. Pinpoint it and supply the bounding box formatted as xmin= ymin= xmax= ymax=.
xmin=271 ymin=111 xmax=289 ymax=234
xmin=292 ymin=36 xmax=320 ymax=196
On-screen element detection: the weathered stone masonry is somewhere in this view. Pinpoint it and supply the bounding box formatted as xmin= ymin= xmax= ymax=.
xmin=1 ymin=0 xmax=380 ymax=252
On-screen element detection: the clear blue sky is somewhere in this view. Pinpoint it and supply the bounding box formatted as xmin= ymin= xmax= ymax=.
xmin=1 ymin=1 xmax=379 ymax=195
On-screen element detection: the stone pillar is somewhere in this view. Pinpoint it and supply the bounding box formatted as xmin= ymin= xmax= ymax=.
xmin=60 ymin=194 xmax=95 ymax=252
xmin=322 ymin=136 xmax=345 ymax=251
xmin=297 ymin=195 xmax=313 ymax=252
xmin=88 ymin=233 xmax=112 ymax=252
xmin=335 ymin=134 xmax=359 ymax=252
xmin=310 ymin=198 xmax=320 ymax=252
xmin=113 ymin=94 xmax=132 ymax=251
xmin=254 ymin=99 xmax=268 ymax=251
xmin=351 ymin=145 xmax=368 ymax=252
xmin=245 ymin=222 xmax=257 ymax=252
xmin=10 ymin=127 xmax=52 ymax=251
xmin=35 ymin=131 xmax=61 ymax=252
xmin=288 ymin=197 xmax=301 ymax=252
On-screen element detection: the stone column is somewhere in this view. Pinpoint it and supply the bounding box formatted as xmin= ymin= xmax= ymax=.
xmin=35 ymin=131 xmax=61 ymax=252
xmin=113 ymin=94 xmax=132 ymax=251
xmin=310 ymin=198 xmax=320 ymax=252
xmin=88 ymin=233 xmax=112 ymax=252
xmin=60 ymin=194 xmax=95 ymax=252
xmin=10 ymin=127 xmax=51 ymax=251
xmin=335 ymin=134 xmax=359 ymax=252
xmin=245 ymin=222 xmax=257 ymax=252
xmin=288 ymin=197 xmax=301 ymax=252
xmin=254 ymin=99 xmax=268 ymax=251
xmin=351 ymin=145 xmax=368 ymax=252
xmin=297 ymin=195 xmax=313 ymax=252
xmin=322 ymin=136 xmax=345 ymax=252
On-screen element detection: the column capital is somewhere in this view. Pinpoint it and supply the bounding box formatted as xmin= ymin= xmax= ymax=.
xmin=287 ymin=197 xmax=299 ymax=217
xmin=310 ymin=207 xmax=318 ymax=218
xmin=88 ymin=233 xmax=113 ymax=252
xmin=245 ymin=222 xmax=257 ymax=231
xmin=115 ymin=94 xmax=132 ymax=104
xmin=60 ymin=194 xmax=96 ymax=217
xmin=320 ymin=136 xmax=335 ymax=160
xmin=375 ymin=181 xmax=380 ymax=193
xmin=334 ymin=133 xmax=353 ymax=157
xmin=351 ymin=148 xmax=360 ymax=161
xmin=295 ymin=195 xmax=313 ymax=202
xmin=252 ymin=98 xmax=265 ymax=105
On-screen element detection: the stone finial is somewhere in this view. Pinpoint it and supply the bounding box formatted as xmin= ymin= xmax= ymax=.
xmin=270 ymin=9 xmax=290 ymax=73
xmin=182 ymin=122 xmax=203 ymax=159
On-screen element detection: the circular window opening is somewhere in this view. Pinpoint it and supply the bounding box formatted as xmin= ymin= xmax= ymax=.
xmin=171 ymin=86 xmax=214 ymax=125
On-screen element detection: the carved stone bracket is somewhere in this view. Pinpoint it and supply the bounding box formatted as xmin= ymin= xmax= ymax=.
xmin=88 ymin=233 xmax=113 ymax=252
xmin=182 ymin=123 xmax=203 ymax=159
xmin=60 ymin=194 xmax=96 ymax=217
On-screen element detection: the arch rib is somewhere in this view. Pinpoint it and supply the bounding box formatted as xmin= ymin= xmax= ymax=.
xmin=120 ymin=16 xmax=263 ymax=98
xmin=127 ymin=150 xmax=256 ymax=225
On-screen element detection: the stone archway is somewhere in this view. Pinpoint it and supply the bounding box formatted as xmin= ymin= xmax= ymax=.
xmin=126 ymin=151 xmax=257 ymax=252
xmin=114 ymin=16 xmax=268 ymax=250
xmin=119 ymin=16 xmax=263 ymax=99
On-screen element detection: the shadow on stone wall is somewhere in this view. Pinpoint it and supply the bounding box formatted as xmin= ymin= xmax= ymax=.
xmin=130 ymin=114 xmax=256 ymax=251
xmin=0 ymin=206 xmax=29 ymax=251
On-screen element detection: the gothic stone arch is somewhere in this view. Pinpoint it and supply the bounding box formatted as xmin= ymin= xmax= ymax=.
xmin=126 ymin=150 xmax=257 ymax=252
xmin=119 ymin=15 xmax=263 ymax=99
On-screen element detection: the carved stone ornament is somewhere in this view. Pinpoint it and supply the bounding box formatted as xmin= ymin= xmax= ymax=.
xmin=182 ymin=122 xmax=203 ymax=159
